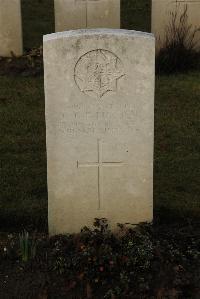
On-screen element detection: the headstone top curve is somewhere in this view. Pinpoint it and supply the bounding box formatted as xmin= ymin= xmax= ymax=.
xmin=43 ymin=28 xmax=154 ymax=42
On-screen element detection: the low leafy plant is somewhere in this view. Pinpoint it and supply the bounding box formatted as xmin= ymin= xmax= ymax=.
xmin=156 ymin=4 xmax=200 ymax=74
xmin=1 ymin=219 xmax=200 ymax=298
xmin=50 ymin=219 xmax=154 ymax=298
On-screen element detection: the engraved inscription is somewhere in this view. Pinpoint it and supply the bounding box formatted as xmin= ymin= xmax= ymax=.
xmin=77 ymin=139 xmax=125 ymax=209
xmin=56 ymin=102 xmax=136 ymax=136
xmin=48 ymin=102 xmax=136 ymax=137
xmin=74 ymin=49 xmax=125 ymax=99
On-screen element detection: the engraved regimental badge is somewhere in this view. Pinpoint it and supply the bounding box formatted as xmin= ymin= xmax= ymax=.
xmin=74 ymin=49 xmax=125 ymax=99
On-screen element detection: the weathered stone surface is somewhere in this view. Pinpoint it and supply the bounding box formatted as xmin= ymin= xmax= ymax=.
xmin=54 ymin=0 xmax=120 ymax=32
xmin=43 ymin=29 xmax=155 ymax=235
xmin=0 ymin=0 xmax=23 ymax=57
xmin=152 ymin=0 xmax=200 ymax=51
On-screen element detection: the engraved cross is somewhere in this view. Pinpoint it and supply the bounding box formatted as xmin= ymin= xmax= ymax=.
xmin=77 ymin=0 xmax=100 ymax=27
xmin=77 ymin=139 xmax=125 ymax=210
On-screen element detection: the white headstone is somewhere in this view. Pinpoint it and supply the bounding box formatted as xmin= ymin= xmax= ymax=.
xmin=152 ymin=0 xmax=200 ymax=51
xmin=0 ymin=0 xmax=23 ymax=57
xmin=54 ymin=0 xmax=120 ymax=32
xmin=44 ymin=29 xmax=155 ymax=235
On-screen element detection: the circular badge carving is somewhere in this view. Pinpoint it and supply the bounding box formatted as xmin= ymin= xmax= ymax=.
xmin=74 ymin=49 xmax=125 ymax=99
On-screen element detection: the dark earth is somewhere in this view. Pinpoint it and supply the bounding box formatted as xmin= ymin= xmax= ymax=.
xmin=0 ymin=219 xmax=200 ymax=299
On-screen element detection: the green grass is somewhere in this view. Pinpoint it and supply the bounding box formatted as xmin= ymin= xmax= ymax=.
xmin=154 ymin=72 xmax=200 ymax=221
xmin=121 ymin=0 xmax=151 ymax=32
xmin=0 ymin=0 xmax=200 ymax=230
xmin=0 ymin=77 xmax=47 ymax=230
xmin=21 ymin=0 xmax=55 ymax=50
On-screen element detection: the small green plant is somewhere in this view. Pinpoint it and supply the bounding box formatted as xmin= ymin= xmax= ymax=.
xmin=19 ymin=230 xmax=37 ymax=262
xmin=156 ymin=4 xmax=200 ymax=74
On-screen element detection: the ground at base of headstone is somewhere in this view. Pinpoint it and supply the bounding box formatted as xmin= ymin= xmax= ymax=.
xmin=0 ymin=47 xmax=43 ymax=77
xmin=0 ymin=219 xmax=199 ymax=299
